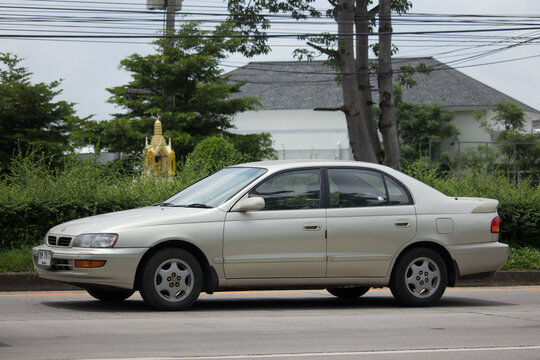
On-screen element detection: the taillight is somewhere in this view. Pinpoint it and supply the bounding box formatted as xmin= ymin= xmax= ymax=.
xmin=491 ymin=216 xmax=500 ymax=233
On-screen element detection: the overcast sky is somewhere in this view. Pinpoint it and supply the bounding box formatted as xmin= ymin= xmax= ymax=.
xmin=2 ymin=0 xmax=539 ymax=121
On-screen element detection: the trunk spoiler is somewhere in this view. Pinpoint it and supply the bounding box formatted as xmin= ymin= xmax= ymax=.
xmin=457 ymin=197 xmax=499 ymax=213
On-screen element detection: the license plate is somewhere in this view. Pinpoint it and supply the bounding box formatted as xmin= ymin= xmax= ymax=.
xmin=38 ymin=250 xmax=52 ymax=267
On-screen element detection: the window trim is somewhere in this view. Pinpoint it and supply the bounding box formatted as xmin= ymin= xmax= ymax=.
xmin=322 ymin=167 xmax=414 ymax=208
xmin=245 ymin=167 xmax=325 ymax=211
xmin=228 ymin=166 xmax=414 ymax=212
xmin=382 ymin=172 xmax=414 ymax=206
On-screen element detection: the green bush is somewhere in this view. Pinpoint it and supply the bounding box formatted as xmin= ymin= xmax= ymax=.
xmin=0 ymin=151 xmax=186 ymax=248
xmin=404 ymin=158 xmax=540 ymax=248
xmin=1 ymin=151 xmax=538 ymax=251
xmin=177 ymin=136 xmax=244 ymax=186
xmin=0 ymin=138 xmax=247 ymax=249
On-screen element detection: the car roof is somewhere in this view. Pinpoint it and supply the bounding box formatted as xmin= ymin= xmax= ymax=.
xmin=233 ymin=159 xmax=394 ymax=173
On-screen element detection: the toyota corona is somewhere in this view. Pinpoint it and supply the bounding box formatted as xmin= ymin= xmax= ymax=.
xmin=32 ymin=160 xmax=508 ymax=310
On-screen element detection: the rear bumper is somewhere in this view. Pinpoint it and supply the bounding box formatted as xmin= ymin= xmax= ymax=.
xmin=447 ymin=242 xmax=509 ymax=278
xmin=32 ymin=245 xmax=147 ymax=290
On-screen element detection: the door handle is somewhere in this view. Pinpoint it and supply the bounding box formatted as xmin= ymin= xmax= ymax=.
xmin=394 ymin=220 xmax=411 ymax=228
xmin=303 ymin=222 xmax=321 ymax=231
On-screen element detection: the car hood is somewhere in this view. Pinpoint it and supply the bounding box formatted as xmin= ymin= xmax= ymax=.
xmin=47 ymin=206 xmax=225 ymax=236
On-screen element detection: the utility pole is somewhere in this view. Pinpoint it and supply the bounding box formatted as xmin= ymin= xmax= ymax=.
xmin=166 ymin=0 xmax=181 ymax=34
xmin=147 ymin=0 xmax=182 ymax=35
xmin=145 ymin=0 xmax=182 ymax=108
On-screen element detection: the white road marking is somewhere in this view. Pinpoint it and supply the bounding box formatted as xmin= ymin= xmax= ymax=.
xmin=89 ymin=345 xmax=540 ymax=360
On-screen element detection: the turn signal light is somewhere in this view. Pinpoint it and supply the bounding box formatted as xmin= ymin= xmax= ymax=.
xmin=74 ymin=260 xmax=107 ymax=268
xmin=491 ymin=216 xmax=500 ymax=233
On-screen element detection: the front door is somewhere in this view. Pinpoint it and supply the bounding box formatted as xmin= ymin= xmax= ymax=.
xmin=223 ymin=169 xmax=326 ymax=279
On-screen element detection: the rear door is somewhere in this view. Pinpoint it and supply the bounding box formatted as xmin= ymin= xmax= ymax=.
xmin=325 ymin=168 xmax=416 ymax=277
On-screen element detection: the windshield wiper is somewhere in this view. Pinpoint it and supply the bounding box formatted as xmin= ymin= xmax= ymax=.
xmin=153 ymin=202 xmax=172 ymax=207
xmin=154 ymin=202 xmax=183 ymax=207
xmin=153 ymin=202 xmax=213 ymax=208
xmin=180 ymin=203 xmax=214 ymax=209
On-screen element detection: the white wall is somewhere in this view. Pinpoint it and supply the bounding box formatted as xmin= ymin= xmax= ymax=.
xmin=452 ymin=109 xmax=538 ymax=141
xmin=452 ymin=110 xmax=491 ymax=142
xmin=232 ymin=109 xmax=353 ymax=160
xmin=232 ymin=107 xmax=538 ymax=160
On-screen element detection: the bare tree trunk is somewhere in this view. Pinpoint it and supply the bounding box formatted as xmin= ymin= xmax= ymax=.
xmin=337 ymin=0 xmax=378 ymax=163
xmin=377 ymin=0 xmax=401 ymax=169
xmin=355 ymin=0 xmax=383 ymax=163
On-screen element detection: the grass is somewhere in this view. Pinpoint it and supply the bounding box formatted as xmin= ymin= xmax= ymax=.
xmin=1 ymin=245 xmax=538 ymax=273
xmin=0 ymin=247 xmax=34 ymax=272
xmin=502 ymin=245 xmax=540 ymax=270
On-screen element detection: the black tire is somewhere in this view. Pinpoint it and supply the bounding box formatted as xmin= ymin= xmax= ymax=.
xmin=327 ymin=287 xmax=370 ymax=299
xmin=390 ymin=247 xmax=448 ymax=307
xmin=86 ymin=287 xmax=134 ymax=302
xmin=139 ymin=248 xmax=203 ymax=311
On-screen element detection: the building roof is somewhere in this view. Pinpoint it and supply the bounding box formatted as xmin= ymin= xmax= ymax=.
xmin=228 ymin=57 xmax=539 ymax=114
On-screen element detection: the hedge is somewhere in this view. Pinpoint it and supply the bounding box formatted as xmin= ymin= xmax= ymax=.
xmin=404 ymin=160 xmax=539 ymax=248
xmin=0 ymin=137 xmax=241 ymax=248
xmin=0 ymin=153 xmax=538 ymax=249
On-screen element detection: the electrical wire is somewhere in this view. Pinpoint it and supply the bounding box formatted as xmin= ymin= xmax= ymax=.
xmin=1 ymin=0 xmax=539 ymax=77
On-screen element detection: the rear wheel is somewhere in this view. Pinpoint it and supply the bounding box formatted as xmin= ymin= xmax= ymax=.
xmin=86 ymin=287 xmax=134 ymax=302
xmin=140 ymin=248 xmax=203 ymax=311
xmin=327 ymin=287 xmax=370 ymax=299
xmin=390 ymin=247 xmax=448 ymax=307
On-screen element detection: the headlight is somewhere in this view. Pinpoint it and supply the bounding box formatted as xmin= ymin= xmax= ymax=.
xmin=73 ymin=233 xmax=118 ymax=248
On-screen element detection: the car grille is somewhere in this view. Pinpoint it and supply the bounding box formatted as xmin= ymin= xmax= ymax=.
xmin=48 ymin=236 xmax=73 ymax=247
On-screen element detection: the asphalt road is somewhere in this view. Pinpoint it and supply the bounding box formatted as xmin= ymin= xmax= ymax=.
xmin=1 ymin=287 xmax=539 ymax=360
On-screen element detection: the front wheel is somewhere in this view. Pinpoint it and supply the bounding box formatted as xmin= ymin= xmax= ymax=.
xmin=86 ymin=287 xmax=134 ymax=302
xmin=327 ymin=287 xmax=370 ymax=299
xmin=139 ymin=248 xmax=203 ymax=311
xmin=390 ymin=247 xmax=448 ymax=307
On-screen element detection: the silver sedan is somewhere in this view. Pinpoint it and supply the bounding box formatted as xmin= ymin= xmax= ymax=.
xmin=32 ymin=160 xmax=508 ymax=310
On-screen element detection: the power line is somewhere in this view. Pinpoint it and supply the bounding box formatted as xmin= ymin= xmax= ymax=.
xmin=3 ymin=25 xmax=540 ymax=39
xmin=1 ymin=1 xmax=539 ymax=75
xmin=222 ymin=51 xmax=540 ymax=79
xmin=224 ymin=52 xmax=540 ymax=86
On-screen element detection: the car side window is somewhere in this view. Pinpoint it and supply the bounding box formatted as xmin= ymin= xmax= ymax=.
xmin=250 ymin=169 xmax=321 ymax=210
xmin=385 ymin=176 xmax=411 ymax=205
xmin=328 ymin=168 xmax=388 ymax=208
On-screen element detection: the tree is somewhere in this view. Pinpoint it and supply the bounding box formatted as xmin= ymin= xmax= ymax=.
xmin=496 ymin=131 xmax=540 ymax=176
xmin=178 ymin=136 xmax=243 ymax=185
xmin=0 ymin=53 xmax=79 ymax=170
xmin=492 ymin=101 xmax=525 ymax=132
xmin=227 ymin=0 xmax=423 ymax=169
xmin=394 ymin=85 xmax=459 ymax=164
xmin=377 ymin=0 xmax=401 ymax=169
xmin=474 ymin=102 xmax=536 ymax=177
xmin=226 ymin=133 xmax=277 ymax=162
xmin=84 ymin=22 xmax=262 ymax=160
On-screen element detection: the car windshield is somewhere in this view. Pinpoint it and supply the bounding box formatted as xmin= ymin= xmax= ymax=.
xmin=161 ymin=167 xmax=267 ymax=208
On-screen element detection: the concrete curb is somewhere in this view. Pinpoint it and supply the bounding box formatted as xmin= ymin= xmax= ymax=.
xmin=0 ymin=271 xmax=539 ymax=292
xmin=456 ymin=270 xmax=540 ymax=287
xmin=0 ymin=273 xmax=79 ymax=291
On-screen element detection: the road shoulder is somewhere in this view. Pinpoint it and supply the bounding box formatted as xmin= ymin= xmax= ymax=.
xmin=0 ymin=270 xmax=538 ymax=292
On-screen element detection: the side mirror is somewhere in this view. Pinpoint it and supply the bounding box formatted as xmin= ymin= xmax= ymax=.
xmin=232 ymin=197 xmax=265 ymax=212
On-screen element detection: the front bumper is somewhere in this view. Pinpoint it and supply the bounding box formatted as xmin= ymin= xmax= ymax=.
xmin=32 ymin=245 xmax=147 ymax=290
xmin=447 ymin=242 xmax=509 ymax=278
